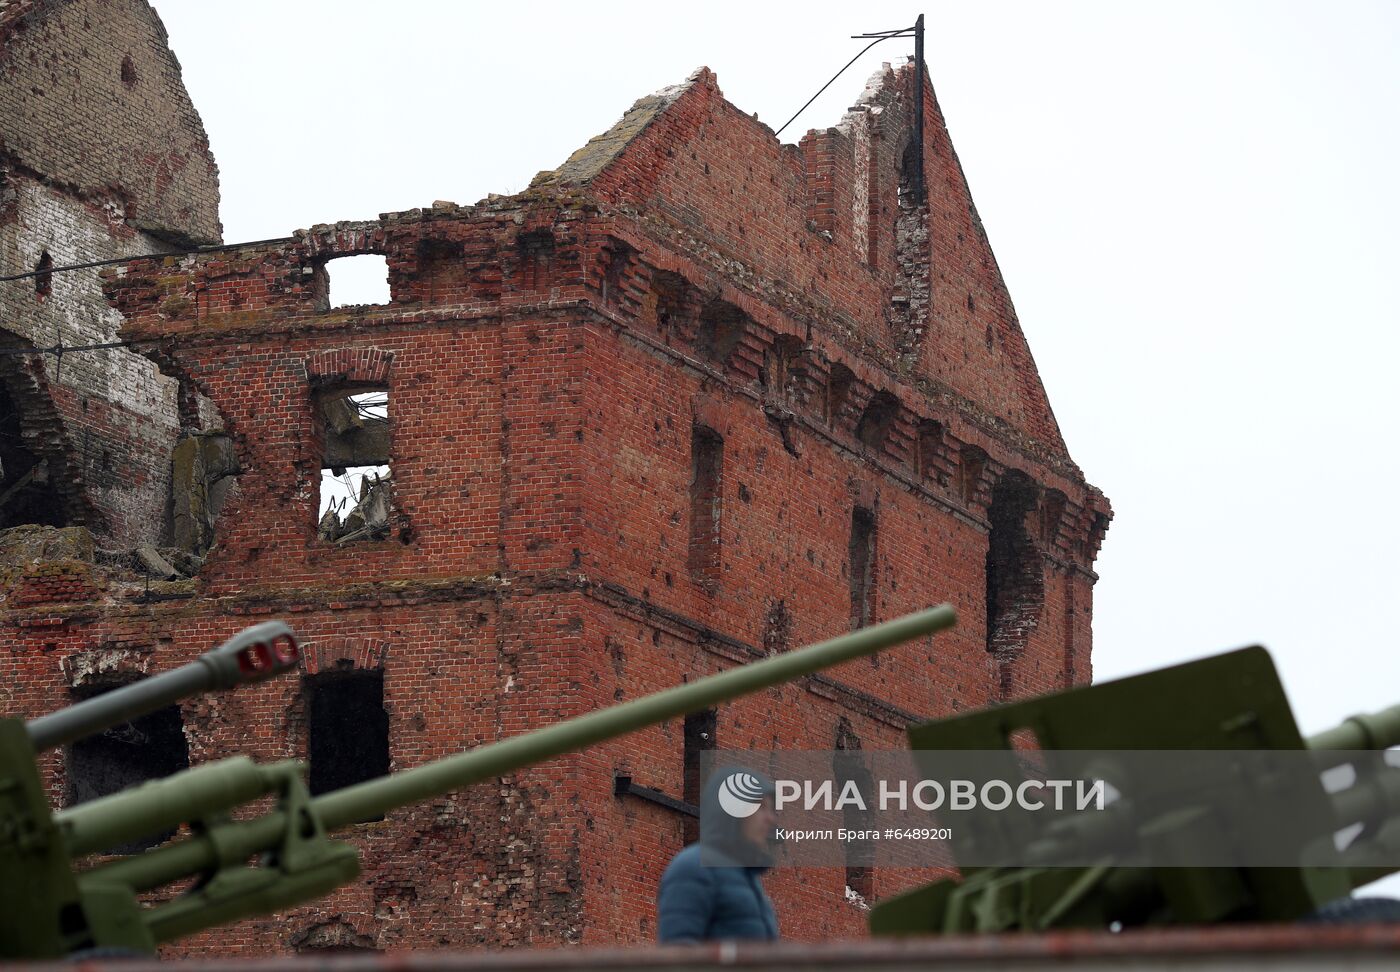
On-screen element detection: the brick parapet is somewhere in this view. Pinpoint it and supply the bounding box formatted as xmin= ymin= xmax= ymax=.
xmin=103 ymin=216 xmax=1106 ymax=537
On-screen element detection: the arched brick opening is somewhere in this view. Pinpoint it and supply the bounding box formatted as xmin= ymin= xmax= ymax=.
xmin=300 ymin=638 xmax=391 ymax=801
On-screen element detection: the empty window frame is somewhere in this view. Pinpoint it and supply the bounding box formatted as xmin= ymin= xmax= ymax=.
xmin=849 ymin=506 xmax=876 ymax=629
xmin=688 ymin=425 xmax=724 ymax=582
xmin=305 ymin=668 xmax=390 ymax=799
xmin=321 ymin=254 xmax=391 ymax=308
xmin=317 ymin=388 xmax=393 ymax=543
xmin=65 ymin=678 xmax=190 ymax=852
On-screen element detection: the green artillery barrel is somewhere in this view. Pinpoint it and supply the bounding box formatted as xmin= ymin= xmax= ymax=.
xmin=84 ymin=604 xmax=956 ymax=931
xmin=1308 ymin=707 xmax=1400 ymax=887
xmin=869 ymin=650 xmax=1400 ymax=937
xmin=25 ymin=622 xmax=299 ymax=752
xmin=321 ymin=603 xmax=949 ymax=827
xmin=54 ymin=757 xmax=291 ymax=857
xmin=1308 ymin=703 xmax=1400 ymax=754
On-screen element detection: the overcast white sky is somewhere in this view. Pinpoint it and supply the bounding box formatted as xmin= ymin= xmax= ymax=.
xmin=151 ymin=1 xmax=1400 ymax=738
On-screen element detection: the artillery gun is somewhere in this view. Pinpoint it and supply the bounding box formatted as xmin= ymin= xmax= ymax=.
xmin=869 ymin=645 xmax=1400 ymax=935
xmin=0 ymin=607 xmax=957 ymax=958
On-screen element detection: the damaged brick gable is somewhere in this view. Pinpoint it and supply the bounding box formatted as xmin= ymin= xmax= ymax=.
xmin=535 ymin=64 xmax=1071 ymax=462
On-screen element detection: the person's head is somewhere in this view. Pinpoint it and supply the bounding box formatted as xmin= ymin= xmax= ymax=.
xmin=738 ymin=795 xmax=777 ymax=849
xmin=699 ymin=767 xmax=778 ymax=865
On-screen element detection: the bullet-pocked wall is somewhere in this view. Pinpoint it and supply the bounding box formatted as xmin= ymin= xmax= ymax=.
xmin=0 ymin=54 xmax=1108 ymax=953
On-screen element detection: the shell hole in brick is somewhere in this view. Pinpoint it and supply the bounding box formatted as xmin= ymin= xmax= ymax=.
xmin=326 ymin=254 xmax=390 ymax=308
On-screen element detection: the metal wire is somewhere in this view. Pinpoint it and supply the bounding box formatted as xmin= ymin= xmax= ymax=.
xmin=773 ymin=23 xmax=917 ymax=138
xmin=0 ymin=235 xmax=296 ymax=284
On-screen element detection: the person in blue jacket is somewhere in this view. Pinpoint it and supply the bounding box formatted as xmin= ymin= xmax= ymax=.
xmin=657 ymin=767 xmax=780 ymax=943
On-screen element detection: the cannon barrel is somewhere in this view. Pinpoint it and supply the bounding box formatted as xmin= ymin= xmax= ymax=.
xmin=85 ymin=604 xmax=957 ymax=929
xmin=320 ymin=604 xmax=948 ymax=827
xmin=25 ymin=622 xmax=300 ymax=752
xmin=867 ymin=647 xmax=1400 ymax=937
xmin=54 ymin=757 xmax=293 ymax=857
xmin=1307 ymin=703 xmax=1400 ymax=754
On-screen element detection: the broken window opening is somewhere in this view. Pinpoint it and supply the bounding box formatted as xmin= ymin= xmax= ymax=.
xmin=834 ymin=721 xmax=873 ymax=902
xmin=682 ymin=709 xmax=717 ymax=845
xmin=306 ymin=667 xmax=390 ymax=802
xmin=0 ymin=378 xmax=66 ymax=529
xmin=34 ymin=251 xmax=53 ymax=301
xmin=986 ymin=473 xmax=1045 ymax=700
xmin=849 ymin=506 xmax=876 ymax=630
xmin=169 ymin=431 xmax=239 ymax=560
xmin=324 ymin=254 xmax=390 ymax=309
xmin=65 ymin=676 xmax=190 ymax=853
xmin=688 ymin=425 xmax=724 ymax=584
xmin=317 ymin=389 xmax=395 ymax=544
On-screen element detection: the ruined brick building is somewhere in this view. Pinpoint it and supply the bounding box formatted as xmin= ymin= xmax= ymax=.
xmin=0 ymin=0 xmax=220 ymax=548
xmin=1 ymin=1 xmax=1109 ymax=954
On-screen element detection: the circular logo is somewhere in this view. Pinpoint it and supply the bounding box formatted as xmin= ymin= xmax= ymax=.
xmin=717 ymin=772 xmax=767 ymax=818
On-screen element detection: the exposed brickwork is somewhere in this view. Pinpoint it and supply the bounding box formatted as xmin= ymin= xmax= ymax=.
xmin=0 ymin=0 xmax=222 ymax=548
xmin=1 ymin=57 xmax=1109 ymax=953
xmin=0 ymin=0 xmax=220 ymax=243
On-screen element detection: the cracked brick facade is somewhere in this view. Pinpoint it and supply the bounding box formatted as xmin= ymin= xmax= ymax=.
xmin=0 ymin=40 xmax=1109 ymax=956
